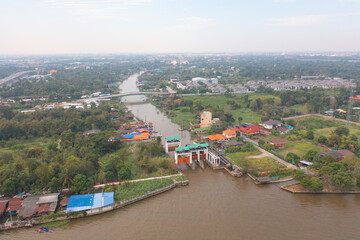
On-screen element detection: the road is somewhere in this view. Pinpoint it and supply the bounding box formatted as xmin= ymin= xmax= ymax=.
xmin=282 ymin=113 xmax=360 ymax=126
xmin=255 ymin=145 xmax=297 ymax=169
xmin=0 ymin=70 xmax=34 ymax=86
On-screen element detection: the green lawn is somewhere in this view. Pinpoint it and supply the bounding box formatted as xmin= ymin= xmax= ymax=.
xmin=227 ymin=150 xmax=285 ymax=172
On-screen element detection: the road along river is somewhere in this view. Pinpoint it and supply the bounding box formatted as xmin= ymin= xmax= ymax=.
xmin=3 ymin=73 xmax=360 ymax=240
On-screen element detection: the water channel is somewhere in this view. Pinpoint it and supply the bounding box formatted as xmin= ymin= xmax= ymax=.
xmin=3 ymin=73 xmax=360 ymax=240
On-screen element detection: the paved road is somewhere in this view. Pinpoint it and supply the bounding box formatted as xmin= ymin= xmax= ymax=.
xmin=0 ymin=70 xmax=34 ymax=86
xmin=255 ymin=145 xmax=297 ymax=169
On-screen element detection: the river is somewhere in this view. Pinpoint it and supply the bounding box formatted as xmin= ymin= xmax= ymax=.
xmin=3 ymin=73 xmax=360 ymax=240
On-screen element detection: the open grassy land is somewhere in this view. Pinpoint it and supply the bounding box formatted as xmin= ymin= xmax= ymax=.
xmin=227 ymin=150 xmax=285 ymax=171
xmin=113 ymin=178 xmax=175 ymax=202
xmin=288 ymin=104 xmax=309 ymax=114
xmin=294 ymin=116 xmax=360 ymax=137
xmin=0 ymin=137 xmax=51 ymax=154
xmin=278 ymin=140 xmax=328 ymax=158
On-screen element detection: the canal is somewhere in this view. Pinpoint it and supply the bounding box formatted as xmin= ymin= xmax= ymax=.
xmin=2 ymin=73 xmax=360 ymax=240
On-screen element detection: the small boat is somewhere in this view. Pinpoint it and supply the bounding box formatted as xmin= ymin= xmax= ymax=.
xmin=37 ymin=227 xmax=49 ymax=233
xmin=178 ymin=128 xmax=185 ymax=131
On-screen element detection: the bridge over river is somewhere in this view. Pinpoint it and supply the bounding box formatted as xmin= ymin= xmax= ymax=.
xmin=83 ymin=91 xmax=173 ymax=101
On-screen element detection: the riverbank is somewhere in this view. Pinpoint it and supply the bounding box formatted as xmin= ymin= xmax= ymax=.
xmin=281 ymin=182 xmax=360 ymax=194
xmin=0 ymin=177 xmax=189 ymax=232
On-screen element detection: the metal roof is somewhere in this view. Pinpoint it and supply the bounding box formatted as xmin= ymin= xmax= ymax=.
xmin=37 ymin=193 xmax=59 ymax=204
xmin=166 ymin=136 xmax=181 ymax=142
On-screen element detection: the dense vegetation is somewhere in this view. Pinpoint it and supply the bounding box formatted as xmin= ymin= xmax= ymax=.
xmin=0 ymin=103 xmax=175 ymax=197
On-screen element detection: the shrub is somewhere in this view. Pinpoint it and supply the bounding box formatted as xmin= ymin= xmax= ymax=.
xmin=310 ymin=177 xmax=323 ymax=191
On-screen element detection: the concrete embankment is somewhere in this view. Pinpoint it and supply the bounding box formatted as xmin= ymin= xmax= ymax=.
xmin=281 ymin=183 xmax=360 ymax=194
xmin=0 ymin=179 xmax=189 ymax=232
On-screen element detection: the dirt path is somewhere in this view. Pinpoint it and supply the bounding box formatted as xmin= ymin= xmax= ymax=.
xmin=282 ymin=114 xmax=360 ymax=126
xmin=246 ymin=153 xmax=267 ymax=158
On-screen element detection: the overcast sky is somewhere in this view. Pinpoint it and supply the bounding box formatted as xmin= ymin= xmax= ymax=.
xmin=0 ymin=0 xmax=360 ymax=54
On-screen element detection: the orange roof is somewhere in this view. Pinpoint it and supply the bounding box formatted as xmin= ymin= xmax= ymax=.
xmin=207 ymin=134 xmax=226 ymax=141
xmin=133 ymin=133 xmax=150 ymax=140
xmin=223 ymin=129 xmax=236 ymax=136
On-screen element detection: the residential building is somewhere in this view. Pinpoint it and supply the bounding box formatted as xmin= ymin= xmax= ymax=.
xmin=200 ymin=111 xmax=214 ymax=128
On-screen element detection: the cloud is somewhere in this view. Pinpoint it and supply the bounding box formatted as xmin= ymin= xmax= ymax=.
xmin=170 ymin=17 xmax=214 ymax=32
xmin=272 ymin=0 xmax=296 ymax=2
xmin=267 ymin=14 xmax=328 ymax=27
xmin=267 ymin=11 xmax=360 ymax=27
xmin=42 ymin=0 xmax=152 ymax=18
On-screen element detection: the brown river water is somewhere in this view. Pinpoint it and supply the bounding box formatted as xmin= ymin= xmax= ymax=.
xmin=2 ymin=73 xmax=360 ymax=240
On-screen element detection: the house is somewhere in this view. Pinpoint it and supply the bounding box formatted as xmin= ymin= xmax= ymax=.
xmin=239 ymin=125 xmax=260 ymax=135
xmin=66 ymin=192 xmax=114 ymax=213
xmin=6 ymin=198 xmax=22 ymax=215
xmin=18 ymin=193 xmax=59 ymax=219
xmin=262 ymin=120 xmax=282 ymax=130
xmin=174 ymin=99 xmax=182 ymax=104
xmin=276 ymin=126 xmax=290 ymax=134
xmin=124 ymin=113 xmax=134 ymax=120
xmin=207 ymin=134 xmax=226 ymax=142
xmin=223 ymin=129 xmax=236 ymax=139
xmin=220 ymin=140 xmax=244 ymax=149
xmin=319 ymin=150 xmax=355 ymax=161
xmin=0 ymin=200 xmax=8 ymax=217
xmin=200 ymin=111 xmax=214 ymax=128
xmin=267 ymin=139 xmax=288 ymax=148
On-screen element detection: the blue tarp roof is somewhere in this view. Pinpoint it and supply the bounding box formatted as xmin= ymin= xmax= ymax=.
xmin=66 ymin=194 xmax=94 ymax=213
xmin=66 ymin=192 xmax=114 ymax=213
xmin=122 ymin=134 xmax=134 ymax=139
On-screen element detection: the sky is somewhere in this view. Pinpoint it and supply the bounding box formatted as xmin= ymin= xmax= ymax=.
xmin=0 ymin=0 xmax=360 ymax=54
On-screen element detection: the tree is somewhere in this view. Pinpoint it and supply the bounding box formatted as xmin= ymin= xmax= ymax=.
xmin=331 ymin=170 xmax=354 ymax=190
xmin=48 ymin=177 xmax=61 ymax=192
xmin=293 ymin=170 xmax=307 ymax=181
xmin=221 ymin=113 xmax=235 ymax=124
xmin=238 ymin=117 xmax=243 ymax=123
xmin=327 ymin=133 xmax=341 ymax=147
xmin=317 ymin=136 xmax=327 ymax=144
xmin=334 ymin=126 xmax=350 ymax=136
xmin=305 ymin=130 xmax=314 ymax=140
xmin=300 ymin=177 xmax=311 ymax=189
xmin=2 ymin=177 xmax=18 ymax=197
xmin=116 ymin=163 xmax=132 ymax=180
xmin=310 ymin=177 xmax=323 ymax=191
xmin=303 ymin=150 xmax=318 ymax=161
xmin=286 ymin=152 xmax=300 ymax=164
xmin=71 ymin=174 xmax=92 ymax=194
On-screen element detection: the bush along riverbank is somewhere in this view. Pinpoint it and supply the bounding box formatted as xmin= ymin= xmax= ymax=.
xmin=0 ymin=175 xmax=189 ymax=232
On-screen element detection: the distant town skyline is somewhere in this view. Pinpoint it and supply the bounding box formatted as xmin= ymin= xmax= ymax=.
xmin=1 ymin=0 xmax=360 ymax=54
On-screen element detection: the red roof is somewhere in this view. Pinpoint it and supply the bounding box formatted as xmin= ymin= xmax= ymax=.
xmin=6 ymin=198 xmax=22 ymax=212
xmin=239 ymin=125 xmax=260 ymax=135
xmin=60 ymin=197 xmax=69 ymax=207
xmin=0 ymin=200 xmax=8 ymax=214
xmin=35 ymin=203 xmax=51 ymax=214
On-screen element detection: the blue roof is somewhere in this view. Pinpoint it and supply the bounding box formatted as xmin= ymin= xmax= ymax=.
xmin=66 ymin=192 xmax=114 ymax=213
xmin=286 ymin=125 xmax=293 ymax=129
xmin=122 ymin=134 xmax=134 ymax=139
xmin=66 ymin=194 xmax=94 ymax=213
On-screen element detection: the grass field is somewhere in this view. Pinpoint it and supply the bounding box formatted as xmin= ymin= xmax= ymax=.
xmin=227 ymin=150 xmax=286 ymax=172
xmin=278 ymin=140 xmax=328 ymax=158
xmin=288 ymin=104 xmax=309 ymax=114
xmin=294 ymin=116 xmax=360 ymax=137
